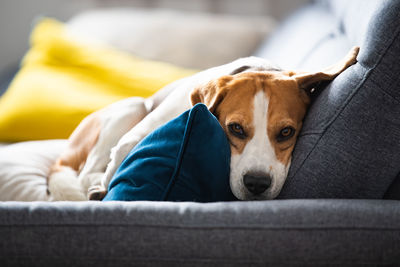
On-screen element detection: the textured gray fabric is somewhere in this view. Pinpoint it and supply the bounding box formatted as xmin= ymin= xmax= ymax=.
xmin=264 ymin=0 xmax=400 ymax=198
xmin=385 ymin=172 xmax=400 ymax=199
xmin=1 ymin=200 xmax=400 ymax=266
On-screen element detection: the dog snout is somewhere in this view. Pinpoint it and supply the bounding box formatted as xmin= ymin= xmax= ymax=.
xmin=243 ymin=173 xmax=272 ymax=195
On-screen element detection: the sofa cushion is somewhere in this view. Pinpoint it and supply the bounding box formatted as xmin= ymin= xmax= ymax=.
xmin=255 ymin=3 xmax=339 ymax=70
xmin=265 ymin=0 xmax=400 ymax=199
xmin=0 ymin=18 xmax=195 ymax=142
xmin=0 ymin=140 xmax=67 ymax=201
xmin=255 ymin=0 xmax=381 ymax=71
xmin=103 ymin=103 xmax=236 ymax=202
xmin=67 ymin=8 xmax=276 ymax=70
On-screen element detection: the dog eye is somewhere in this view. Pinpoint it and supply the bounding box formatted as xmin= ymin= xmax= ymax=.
xmin=228 ymin=123 xmax=246 ymax=139
xmin=277 ymin=126 xmax=295 ymax=142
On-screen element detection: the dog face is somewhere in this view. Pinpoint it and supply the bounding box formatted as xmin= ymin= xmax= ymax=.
xmin=192 ymin=72 xmax=309 ymax=200
xmin=191 ymin=47 xmax=359 ymax=200
xmin=215 ymin=72 xmax=309 ymax=200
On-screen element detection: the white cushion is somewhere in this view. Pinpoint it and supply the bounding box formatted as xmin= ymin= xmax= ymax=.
xmin=0 ymin=140 xmax=67 ymax=201
xmin=67 ymin=8 xmax=276 ymax=69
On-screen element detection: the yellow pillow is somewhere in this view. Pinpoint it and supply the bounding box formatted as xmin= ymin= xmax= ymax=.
xmin=0 ymin=19 xmax=196 ymax=142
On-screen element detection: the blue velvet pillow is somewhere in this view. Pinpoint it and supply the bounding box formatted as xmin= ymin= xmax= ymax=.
xmin=103 ymin=103 xmax=237 ymax=202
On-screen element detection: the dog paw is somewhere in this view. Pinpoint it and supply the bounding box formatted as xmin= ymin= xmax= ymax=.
xmin=88 ymin=185 xmax=107 ymax=201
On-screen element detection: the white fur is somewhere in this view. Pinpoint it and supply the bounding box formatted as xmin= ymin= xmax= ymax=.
xmin=48 ymin=97 xmax=148 ymax=201
xmin=229 ymin=91 xmax=288 ymax=200
xmin=50 ymin=57 xmax=281 ymax=200
xmin=47 ymin=167 xmax=86 ymax=201
xmin=77 ymin=97 xmax=148 ymax=193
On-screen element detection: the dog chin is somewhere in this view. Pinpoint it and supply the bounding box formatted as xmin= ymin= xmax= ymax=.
xmin=250 ymin=187 xmax=282 ymax=200
xmin=235 ymin=188 xmax=280 ymax=201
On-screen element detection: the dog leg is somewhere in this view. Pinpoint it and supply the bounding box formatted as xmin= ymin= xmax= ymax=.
xmin=48 ymin=166 xmax=87 ymax=201
xmin=48 ymin=97 xmax=148 ymax=201
xmin=78 ymin=97 xmax=149 ymax=197
xmin=89 ymin=86 xmax=193 ymax=200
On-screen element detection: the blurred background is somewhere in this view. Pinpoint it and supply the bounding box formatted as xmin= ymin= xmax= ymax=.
xmin=0 ymin=0 xmax=309 ymax=75
xmin=0 ymin=0 xmax=311 ymax=142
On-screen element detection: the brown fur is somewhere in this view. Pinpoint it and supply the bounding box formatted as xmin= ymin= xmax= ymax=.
xmin=192 ymin=72 xmax=309 ymax=162
xmin=51 ymin=111 xmax=102 ymax=173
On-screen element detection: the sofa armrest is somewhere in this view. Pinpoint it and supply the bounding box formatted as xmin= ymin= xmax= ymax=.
xmin=1 ymin=199 xmax=399 ymax=266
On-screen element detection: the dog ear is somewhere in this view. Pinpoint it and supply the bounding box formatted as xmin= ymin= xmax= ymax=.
xmin=287 ymin=46 xmax=359 ymax=94
xmin=190 ymin=75 xmax=233 ymax=113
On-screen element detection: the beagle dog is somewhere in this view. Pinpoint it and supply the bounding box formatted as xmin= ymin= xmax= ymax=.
xmin=48 ymin=47 xmax=359 ymax=201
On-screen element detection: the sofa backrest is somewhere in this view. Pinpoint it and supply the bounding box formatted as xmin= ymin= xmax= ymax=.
xmin=257 ymin=0 xmax=400 ymax=198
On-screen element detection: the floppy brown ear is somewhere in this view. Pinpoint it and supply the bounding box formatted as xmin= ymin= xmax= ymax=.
xmin=289 ymin=46 xmax=360 ymax=93
xmin=190 ymin=75 xmax=233 ymax=113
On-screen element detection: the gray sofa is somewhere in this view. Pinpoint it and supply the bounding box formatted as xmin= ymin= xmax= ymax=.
xmin=1 ymin=0 xmax=400 ymax=266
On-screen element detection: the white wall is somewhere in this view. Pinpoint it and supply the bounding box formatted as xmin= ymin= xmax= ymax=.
xmin=0 ymin=0 xmax=96 ymax=73
xmin=0 ymin=0 xmax=309 ymax=74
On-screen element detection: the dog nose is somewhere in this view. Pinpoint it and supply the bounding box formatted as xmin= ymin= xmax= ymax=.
xmin=243 ymin=173 xmax=272 ymax=195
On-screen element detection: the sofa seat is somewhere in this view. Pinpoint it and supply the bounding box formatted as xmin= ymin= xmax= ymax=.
xmin=1 ymin=199 xmax=400 ymax=266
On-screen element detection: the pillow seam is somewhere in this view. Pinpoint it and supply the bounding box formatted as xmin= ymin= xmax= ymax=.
xmin=161 ymin=107 xmax=198 ymax=201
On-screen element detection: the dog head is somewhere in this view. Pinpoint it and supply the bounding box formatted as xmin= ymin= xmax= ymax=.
xmin=191 ymin=47 xmax=359 ymax=200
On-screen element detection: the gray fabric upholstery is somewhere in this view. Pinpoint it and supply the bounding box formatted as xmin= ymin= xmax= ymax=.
xmin=1 ymin=200 xmax=400 ymax=266
xmin=257 ymin=0 xmax=400 ymax=199
xmin=385 ymin=172 xmax=400 ymax=200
